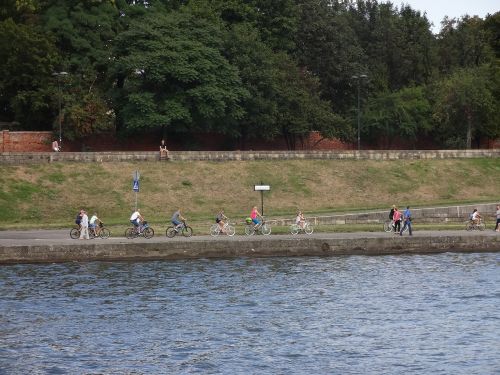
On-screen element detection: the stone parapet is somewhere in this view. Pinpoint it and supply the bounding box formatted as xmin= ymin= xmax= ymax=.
xmin=0 ymin=232 xmax=498 ymax=264
xmin=1 ymin=149 xmax=499 ymax=164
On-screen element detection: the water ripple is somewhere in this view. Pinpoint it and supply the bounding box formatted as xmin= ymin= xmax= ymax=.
xmin=0 ymin=253 xmax=499 ymax=374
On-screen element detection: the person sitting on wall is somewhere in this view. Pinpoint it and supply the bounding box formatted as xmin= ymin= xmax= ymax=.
xmin=160 ymin=139 xmax=169 ymax=160
xmin=52 ymin=140 xmax=60 ymax=152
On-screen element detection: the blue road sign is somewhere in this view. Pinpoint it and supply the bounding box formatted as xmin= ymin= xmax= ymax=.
xmin=133 ymin=179 xmax=140 ymax=192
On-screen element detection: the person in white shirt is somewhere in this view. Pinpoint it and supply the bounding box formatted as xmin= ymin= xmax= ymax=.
xmin=79 ymin=210 xmax=89 ymax=240
xmin=130 ymin=209 xmax=143 ymax=231
xmin=471 ymin=209 xmax=481 ymax=225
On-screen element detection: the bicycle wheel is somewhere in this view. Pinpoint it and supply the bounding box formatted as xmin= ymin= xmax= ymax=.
xmin=304 ymin=223 xmax=314 ymax=235
xmin=290 ymin=224 xmax=299 ymax=235
xmin=100 ymin=228 xmax=111 ymax=239
xmin=465 ymin=222 xmax=473 ymax=231
xmin=70 ymin=227 xmax=80 ymax=239
xmin=210 ymin=224 xmax=219 ymax=237
xmin=143 ymin=227 xmax=154 ymax=239
xmin=125 ymin=227 xmax=136 ymax=239
xmin=89 ymin=229 xmax=96 ymax=239
xmin=226 ymin=225 xmax=236 ymax=236
xmin=478 ymin=222 xmax=485 ymax=231
xmin=182 ymin=226 xmax=193 ymax=237
xmin=166 ymin=227 xmax=177 ymax=238
xmin=383 ymin=221 xmax=392 ymax=232
xmin=244 ymin=225 xmax=255 ymax=236
xmin=261 ymin=224 xmax=271 ymax=235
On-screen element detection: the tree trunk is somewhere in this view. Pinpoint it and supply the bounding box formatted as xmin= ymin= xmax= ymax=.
xmin=465 ymin=107 xmax=472 ymax=149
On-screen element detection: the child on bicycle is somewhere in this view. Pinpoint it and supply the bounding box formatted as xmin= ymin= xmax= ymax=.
xmin=471 ymin=209 xmax=481 ymax=225
xmin=89 ymin=213 xmax=101 ymax=236
xmin=250 ymin=206 xmax=262 ymax=229
xmin=296 ymin=210 xmax=306 ymax=229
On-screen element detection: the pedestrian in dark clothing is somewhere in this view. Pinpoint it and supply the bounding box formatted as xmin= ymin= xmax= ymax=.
xmin=400 ymin=206 xmax=412 ymax=236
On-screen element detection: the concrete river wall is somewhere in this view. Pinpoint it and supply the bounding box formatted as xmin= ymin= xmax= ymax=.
xmin=1 ymin=232 xmax=498 ymax=264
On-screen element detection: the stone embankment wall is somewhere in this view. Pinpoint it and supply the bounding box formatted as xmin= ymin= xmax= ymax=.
xmin=0 ymin=233 xmax=498 ymax=264
xmin=1 ymin=149 xmax=499 ymax=164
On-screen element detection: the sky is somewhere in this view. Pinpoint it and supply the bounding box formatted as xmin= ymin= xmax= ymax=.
xmin=382 ymin=0 xmax=499 ymax=32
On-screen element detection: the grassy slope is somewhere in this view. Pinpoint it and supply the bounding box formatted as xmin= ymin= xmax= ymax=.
xmin=0 ymin=158 xmax=498 ymax=229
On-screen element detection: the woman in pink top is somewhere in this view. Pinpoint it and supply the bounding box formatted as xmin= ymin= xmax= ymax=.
xmin=250 ymin=206 xmax=262 ymax=226
xmin=392 ymin=207 xmax=401 ymax=233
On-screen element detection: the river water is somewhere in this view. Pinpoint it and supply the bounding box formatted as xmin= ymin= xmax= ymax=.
xmin=1 ymin=253 xmax=499 ymax=374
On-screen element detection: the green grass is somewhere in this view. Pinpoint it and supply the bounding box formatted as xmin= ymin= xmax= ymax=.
xmin=0 ymin=158 xmax=498 ymax=229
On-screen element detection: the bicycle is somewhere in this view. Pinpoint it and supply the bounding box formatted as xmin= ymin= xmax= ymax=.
xmin=245 ymin=218 xmax=271 ymax=236
xmin=383 ymin=219 xmax=408 ymax=233
xmin=465 ymin=218 xmax=485 ymax=231
xmin=125 ymin=221 xmax=155 ymax=239
xmin=210 ymin=220 xmax=236 ymax=237
xmin=89 ymin=222 xmax=111 ymax=239
xmin=70 ymin=225 xmax=80 ymax=239
xmin=290 ymin=221 xmax=314 ymax=235
xmin=166 ymin=220 xmax=193 ymax=238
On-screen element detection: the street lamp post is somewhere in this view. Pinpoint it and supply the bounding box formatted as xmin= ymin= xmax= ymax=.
xmin=52 ymin=71 xmax=68 ymax=148
xmin=351 ymin=74 xmax=368 ymax=150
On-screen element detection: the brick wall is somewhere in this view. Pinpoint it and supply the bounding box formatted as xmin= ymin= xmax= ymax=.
xmin=1 ymin=130 xmax=499 ymax=152
xmin=1 ymin=131 xmax=53 ymax=152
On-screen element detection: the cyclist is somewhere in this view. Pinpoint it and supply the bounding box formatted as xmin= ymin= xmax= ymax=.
xmin=250 ymin=206 xmax=262 ymax=229
xmin=296 ymin=210 xmax=306 ymax=229
xmin=216 ymin=209 xmax=227 ymax=233
xmin=89 ymin=213 xmax=101 ymax=236
xmin=172 ymin=208 xmax=186 ymax=231
xmin=130 ymin=209 xmax=144 ymax=233
xmin=471 ymin=209 xmax=481 ymax=225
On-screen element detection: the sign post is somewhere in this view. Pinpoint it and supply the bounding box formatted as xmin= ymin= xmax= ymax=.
xmin=254 ymin=183 xmax=270 ymax=216
xmin=132 ymin=171 xmax=140 ymax=210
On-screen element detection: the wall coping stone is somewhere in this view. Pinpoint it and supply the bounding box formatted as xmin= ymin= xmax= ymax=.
xmin=1 ymin=149 xmax=499 ymax=164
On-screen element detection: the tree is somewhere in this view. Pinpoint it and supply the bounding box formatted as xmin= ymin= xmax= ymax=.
xmin=111 ymin=6 xmax=248 ymax=135
xmin=432 ymin=65 xmax=499 ymax=149
xmin=363 ymin=86 xmax=432 ymax=148
xmin=295 ymin=0 xmax=364 ymax=113
xmin=0 ymin=18 xmax=60 ymax=129
xmin=273 ymin=53 xmax=351 ymax=150
xmin=437 ymin=16 xmax=495 ymax=74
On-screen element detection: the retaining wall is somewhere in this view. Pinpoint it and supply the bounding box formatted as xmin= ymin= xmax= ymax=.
xmin=0 ymin=233 xmax=498 ymax=264
xmin=271 ymin=203 xmax=498 ymax=226
xmin=1 ymin=149 xmax=499 ymax=164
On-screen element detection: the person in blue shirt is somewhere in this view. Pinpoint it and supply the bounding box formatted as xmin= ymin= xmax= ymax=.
xmin=400 ymin=206 xmax=413 ymax=236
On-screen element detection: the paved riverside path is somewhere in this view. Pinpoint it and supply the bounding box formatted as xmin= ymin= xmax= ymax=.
xmin=0 ymin=228 xmax=498 ymax=246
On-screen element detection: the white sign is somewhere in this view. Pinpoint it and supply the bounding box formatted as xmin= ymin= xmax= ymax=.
xmin=254 ymin=185 xmax=270 ymax=191
xmin=133 ymin=180 xmax=140 ymax=192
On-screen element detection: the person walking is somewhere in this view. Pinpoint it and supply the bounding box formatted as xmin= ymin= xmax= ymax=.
xmin=79 ymin=210 xmax=90 ymax=240
xmin=393 ymin=207 xmax=401 ymax=234
xmin=400 ymin=206 xmax=412 ymax=236
xmin=495 ymin=204 xmax=500 ymax=232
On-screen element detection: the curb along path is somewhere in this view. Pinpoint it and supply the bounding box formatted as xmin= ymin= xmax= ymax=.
xmin=0 ymin=230 xmax=498 ymax=264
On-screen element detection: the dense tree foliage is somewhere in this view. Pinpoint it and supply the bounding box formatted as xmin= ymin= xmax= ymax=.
xmin=0 ymin=0 xmax=498 ymax=149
